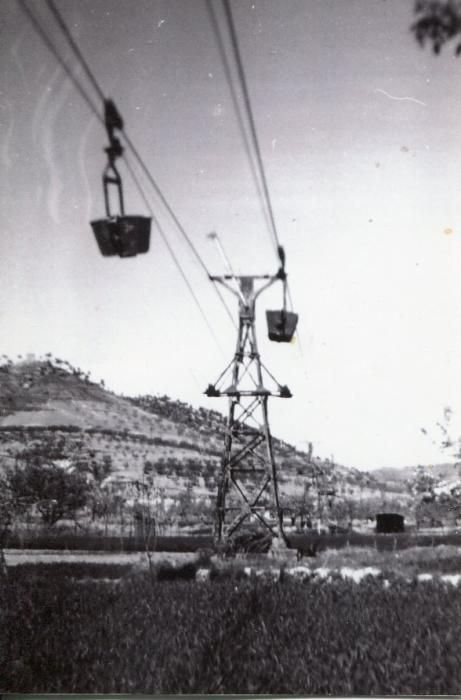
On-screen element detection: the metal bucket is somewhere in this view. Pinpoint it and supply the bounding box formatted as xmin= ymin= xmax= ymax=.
xmin=266 ymin=310 xmax=298 ymax=342
xmin=91 ymin=216 xmax=151 ymax=257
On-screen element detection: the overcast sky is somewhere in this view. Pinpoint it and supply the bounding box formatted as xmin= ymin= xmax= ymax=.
xmin=1 ymin=0 xmax=461 ymax=470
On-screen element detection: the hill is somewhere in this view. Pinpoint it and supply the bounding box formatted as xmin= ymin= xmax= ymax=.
xmin=0 ymin=357 xmax=406 ymax=520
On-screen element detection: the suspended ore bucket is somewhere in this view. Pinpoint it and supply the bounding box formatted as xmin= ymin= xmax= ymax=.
xmin=266 ymin=309 xmax=299 ymax=342
xmin=91 ymin=216 xmax=151 ymax=258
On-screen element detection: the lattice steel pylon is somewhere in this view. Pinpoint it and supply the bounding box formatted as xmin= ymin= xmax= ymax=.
xmin=205 ymin=269 xmax=292 ymax=545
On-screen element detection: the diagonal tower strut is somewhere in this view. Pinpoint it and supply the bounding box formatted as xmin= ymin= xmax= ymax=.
xmin=205 ymin=271 xmax=292 ymax=545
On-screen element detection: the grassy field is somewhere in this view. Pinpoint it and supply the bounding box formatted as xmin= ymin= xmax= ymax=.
xmin=1 ymin=559 xmax=461 ymax=694
xmin=313 ymin=543 xmax=461 ymax=577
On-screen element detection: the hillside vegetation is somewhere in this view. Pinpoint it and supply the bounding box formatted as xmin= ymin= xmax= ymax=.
xmin=0 ymin=358 xmax=381 ymax=485
xmin=0 ymin=356 xmax=439 ymax=536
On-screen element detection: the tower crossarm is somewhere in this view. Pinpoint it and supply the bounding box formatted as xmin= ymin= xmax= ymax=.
xmin=209 ymin=273 xmax=280 ymax=308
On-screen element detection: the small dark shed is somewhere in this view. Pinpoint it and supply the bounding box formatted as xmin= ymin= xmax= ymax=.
xmin=376 ymin=512 xmax=405 ymax=533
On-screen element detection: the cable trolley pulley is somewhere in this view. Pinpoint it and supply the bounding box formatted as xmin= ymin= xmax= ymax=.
xmin=265 ymin=246 xmax=298 ymax=342
xmin=91 ymin=100 xmax=151 ymax=258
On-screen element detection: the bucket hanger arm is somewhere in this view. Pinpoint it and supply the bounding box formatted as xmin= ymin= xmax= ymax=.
xmin=276 ymin=245 xmax=288 ymax=312
xmin=102 ymin=99 xmax=125 ymax=218
xmin=104 ymin=99 xmax=124 ymax=157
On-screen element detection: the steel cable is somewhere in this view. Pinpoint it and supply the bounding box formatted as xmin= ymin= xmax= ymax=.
xmin=48 ymin=0 xmax=235 ymax=326
xmin=205 ymin=0 xmax=274 ymax=244
xmin=19 ymin=0 xmax=236 ymax=334
xmin=18 ymin=0 xmax=103 ymax=127
xmin=208 ymin=0 xmax=298 ymax=321
xmin=221 ymin=0 xmax=281 ymax=257
xmin=46 ymin=0 xmax=106 ymax=103
xmin=122 ymin=154 xmax=227 ymax=355
xmin=119 ymin=131 xmax=236 ymax=326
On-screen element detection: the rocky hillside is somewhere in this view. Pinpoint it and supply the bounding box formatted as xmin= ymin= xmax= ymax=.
xmin=0 ymin=357 xmax=399 ymax=512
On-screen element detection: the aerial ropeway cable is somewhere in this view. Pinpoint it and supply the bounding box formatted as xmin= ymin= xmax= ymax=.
xmin=206 ymin=0 xmax=299 ymax=344
xmin=46 ymin=0 xmax=152 ymax=257
xmin=24 ymin=0 xmax=302 ymax=346
xmin=25 ymin=0 xmax=295 ymax=341
xmin=19 ymin=0 xmax=235 ymax=330
xmin=21 ymin=0 xmax=150 ymax=259
xmin=204 ymin=0 xmax=275 ymax=247
xmin=122 ymin=154 xmax=227 ymax=356
xmin=45 ymin=0 xmax=106 ymax=103
xmin=18 ymin=0 xmax=103 ymax=127
xmin=221 ymin=0 xmax=282 ymax=259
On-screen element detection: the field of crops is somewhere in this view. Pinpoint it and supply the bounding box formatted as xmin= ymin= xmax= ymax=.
xmin=1 ymin=563 xmax=461 ymax=694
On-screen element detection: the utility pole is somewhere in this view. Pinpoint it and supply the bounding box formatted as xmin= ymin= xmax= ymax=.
xmin=205 ymin=271 xmax=293 ymax=546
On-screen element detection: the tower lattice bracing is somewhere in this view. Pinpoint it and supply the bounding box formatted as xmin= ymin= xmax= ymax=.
xmin=205 ymin=273 xmax=292 ymax=544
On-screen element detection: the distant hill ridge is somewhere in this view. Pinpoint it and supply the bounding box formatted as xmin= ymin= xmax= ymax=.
xmin=0 ymin=357 xmax=113 ymax=416
xmin=371 ymin=463 xmax=461 ymax=484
